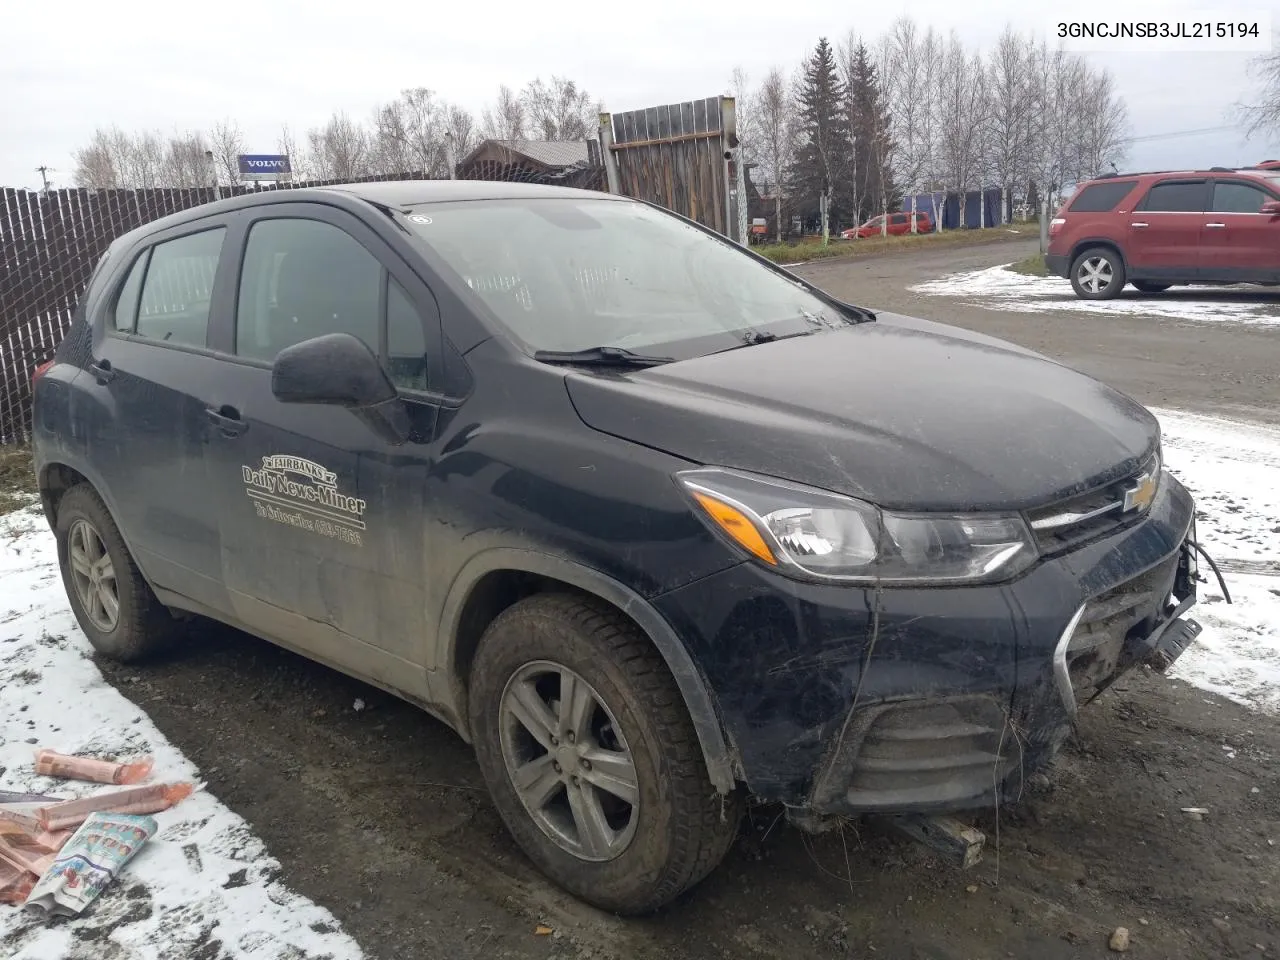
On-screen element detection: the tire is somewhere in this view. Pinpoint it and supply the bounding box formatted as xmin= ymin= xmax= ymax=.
xmin=1132 ymin=281 xmax=1171 ymax=294
xmin=468 ymin=593 xmax=741 ymax=914
xmin=1070 ymin=246 xmax=1126 ymax=299
xmin=55 ymin=484 xmax=175 ymax=662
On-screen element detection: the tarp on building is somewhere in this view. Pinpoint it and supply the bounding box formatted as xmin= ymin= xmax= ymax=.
xmin=901 ymin=188 xmax=1004 ymax=229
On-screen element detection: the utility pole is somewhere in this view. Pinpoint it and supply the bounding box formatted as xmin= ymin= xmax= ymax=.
xmin=205 ymin=150 xmax=221 ymax=201
xmin=35 ymin=166 xmax=53 ymax=193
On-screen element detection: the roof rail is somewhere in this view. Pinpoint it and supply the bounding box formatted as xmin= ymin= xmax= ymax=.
xmin=1096 ymin=170 xmax=1177 ymax=179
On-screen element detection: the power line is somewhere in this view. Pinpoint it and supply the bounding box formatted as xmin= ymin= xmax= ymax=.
xmin=1119 ymin=125 xmax=1240 ymax=145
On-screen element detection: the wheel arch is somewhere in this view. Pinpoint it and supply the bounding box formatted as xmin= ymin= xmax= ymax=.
xmin=37 ymin=459 xmax=158 ymax=594
xmin=436 ymin=549 xmax=740 ymax=794
xmin=1069 ymin=238 xmax=1127 ymax=271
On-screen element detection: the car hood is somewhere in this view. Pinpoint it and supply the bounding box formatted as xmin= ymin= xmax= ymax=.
xmin=563 ymin=312 xmax=1159 ymax=511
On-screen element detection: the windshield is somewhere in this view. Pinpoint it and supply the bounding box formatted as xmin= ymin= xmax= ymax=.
xmin=399 ymin=198 xmax=852 ymax=356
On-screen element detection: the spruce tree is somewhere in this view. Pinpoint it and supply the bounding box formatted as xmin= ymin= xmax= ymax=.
xmin=788 ymin=38 xmax=853 ymax=233
xmin=846 ymin=42 xmax=898 ymax=224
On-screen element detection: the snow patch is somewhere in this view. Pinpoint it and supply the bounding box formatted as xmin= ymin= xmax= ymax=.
xmin=911 ymin=264 xmax=1280 ymax=325
xmin=0 ymin=508 xmax=363 ymax=960
xmin=1154 ymin=409 xmax=1280 ymax=713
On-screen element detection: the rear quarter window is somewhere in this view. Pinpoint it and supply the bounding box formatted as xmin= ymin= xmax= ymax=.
xmin=1067 ymin=180 xmax=1138 ymax=213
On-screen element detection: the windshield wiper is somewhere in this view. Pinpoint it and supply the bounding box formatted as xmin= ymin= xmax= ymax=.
xmin=532 ymin=345 xmax=674 ymax=366
xmin=737 ymin=328 xmax=817 ymax=347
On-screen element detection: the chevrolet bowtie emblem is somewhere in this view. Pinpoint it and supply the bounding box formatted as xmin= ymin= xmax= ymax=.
xmin=1123 ymin=471 xmax=1158 ymax=512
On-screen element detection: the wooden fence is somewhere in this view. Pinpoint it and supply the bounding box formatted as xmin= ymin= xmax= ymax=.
xmin=0 ymin=162 xmax=605 ymax=444
xmin=599 ymin=96 xmax=742 ymax=241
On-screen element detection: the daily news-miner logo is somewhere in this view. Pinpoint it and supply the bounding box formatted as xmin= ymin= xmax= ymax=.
xmin=242 ymin=455 xmax=367 ymax=545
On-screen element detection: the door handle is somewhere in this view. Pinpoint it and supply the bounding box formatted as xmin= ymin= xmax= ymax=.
xmin=88 ymin=359 xmax=115 ymax=384
xmin=1130 ymin=222 xmax=1148 ymax=228
xmin=205 ymin=405 xmax=248 ymax=437
xmin=1204 ymin=222 xmax=1226 ymax=228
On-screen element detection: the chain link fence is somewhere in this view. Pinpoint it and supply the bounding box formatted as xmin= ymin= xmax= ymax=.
xmin=0 ymin=159 xmax=606 ymax=444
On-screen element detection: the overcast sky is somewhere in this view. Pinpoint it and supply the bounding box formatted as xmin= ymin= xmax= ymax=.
xmin=2 ymin=0 xmax=1277 ymax=190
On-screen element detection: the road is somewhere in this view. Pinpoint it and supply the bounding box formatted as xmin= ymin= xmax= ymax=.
xmin=87 ymin=241 xmax=1280 ymax=960
xmin=794 ymin=239 xmax=1280 ymax=426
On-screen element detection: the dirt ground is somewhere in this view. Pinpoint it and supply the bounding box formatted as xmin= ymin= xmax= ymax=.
xmin=12 ymin=241 xmax=1280 ymax=959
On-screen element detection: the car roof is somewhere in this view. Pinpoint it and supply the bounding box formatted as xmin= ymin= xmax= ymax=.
xmin=108 ymin=179 xmax=624 ymax=249
xmin=1088 ymin=167 xmax=1277 ymax=183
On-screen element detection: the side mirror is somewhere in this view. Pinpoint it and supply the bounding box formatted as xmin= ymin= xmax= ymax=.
xmin=272 ymin=333 xmax=396 ymax=407
xmin=271 ymin=333 xmax=410 ymax=445
xmin=1261 ymin=200 xmax=1280 ymax=216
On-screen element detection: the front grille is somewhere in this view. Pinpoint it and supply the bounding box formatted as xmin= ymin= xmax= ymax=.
xmin=1062 ymin=553 xmax=1179 ymax=699
xmin=1027 ymin=450 xmax=1161 ymax=555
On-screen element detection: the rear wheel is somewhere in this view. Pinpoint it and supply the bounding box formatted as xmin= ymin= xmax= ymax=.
xmin=1132 ymin=281 xmax=1171 ymax=294
xmin=55 ymin=484 xmax=176 ymax=662
xmin=1070 ymin=246 xmax=1126 ymax=299
xmin=468 ymin=593 xmax=741 ymax=914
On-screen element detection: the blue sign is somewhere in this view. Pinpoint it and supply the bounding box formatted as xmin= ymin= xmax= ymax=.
xmin=237 ymin=154 xmax=292 ymax=179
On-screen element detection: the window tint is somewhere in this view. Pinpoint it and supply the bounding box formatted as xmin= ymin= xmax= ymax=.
xmin=386 ymin=277 xmax=428 ymax=391
xmin=890 ymin=214 xmax=908 ymax=225
xmin=112 ymin=251 xmax=149 ymax=332
xmin=135 ymin=229 xmax=224 ymax=346
xmin=1138 ymin=181 xmax=1208 ymax=212
xmin=236 ymin=218 xmax=382 ymax=362
xmin=1212 ymin=181 xmax=1272 ymax=213
xmin=1068 ymin=180 xmax=1138 ymax=213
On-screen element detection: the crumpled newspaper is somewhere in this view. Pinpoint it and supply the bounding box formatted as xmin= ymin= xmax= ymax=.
xmin=24 ymin=812 xmax=157 ymax=917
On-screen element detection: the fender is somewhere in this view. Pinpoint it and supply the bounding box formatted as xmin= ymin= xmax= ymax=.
xmin=435 ymin=547 xmax=740 ymax=794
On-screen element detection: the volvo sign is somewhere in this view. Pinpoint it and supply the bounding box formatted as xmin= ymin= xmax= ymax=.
xmin=237 ymin=154 xmax=292 ymax=181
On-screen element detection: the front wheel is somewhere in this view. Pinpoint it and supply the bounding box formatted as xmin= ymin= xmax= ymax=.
xmin=1132 ymin=281 xmax=1171 ymax=294
xmin=468 ymin=593 xmax=741 ymax=914
xmin=1070 ymin=247 xmax=1126 ymax=299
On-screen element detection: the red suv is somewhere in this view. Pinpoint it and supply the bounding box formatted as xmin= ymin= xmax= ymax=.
xmin=842 ymin=210 xmax=934 ymax=239
xmin=1046 ymin=166 xmax=1280 ymax=299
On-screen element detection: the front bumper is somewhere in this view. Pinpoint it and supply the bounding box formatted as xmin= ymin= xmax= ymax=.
xmin=653 ymin=472 xmax=1198 ymax=816
xmin=1045 ymin=252 xmax=1071 ymax=278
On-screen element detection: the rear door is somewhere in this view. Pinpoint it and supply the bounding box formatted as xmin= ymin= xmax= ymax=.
xmin=1202 ymin=178 xmax=1280 ymax=283
xmin=78 ymin=219 xmax=234 ymax=610
xmin=888 ymin=213 xmax=910 ymax=235
xmin=1127 ymin=179 xmax=1208 ymax=279
xmin=203 ymin=202 xmax=442 ymax=696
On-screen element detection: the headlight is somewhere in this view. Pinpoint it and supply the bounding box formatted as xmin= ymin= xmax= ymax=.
xmin=678 ymin=467 xmax=1036 ymax=585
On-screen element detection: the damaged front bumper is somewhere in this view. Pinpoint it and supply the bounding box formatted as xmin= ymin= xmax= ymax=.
xmin=653 ymin=471 xmax=1210 ymax=821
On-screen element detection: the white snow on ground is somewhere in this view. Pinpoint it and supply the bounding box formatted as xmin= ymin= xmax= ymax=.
xmin=1154 ymin=408 xmax=1280 ymax=713
xmin=0 ymin=507 xmax=363 ymax=959
xmin=910 ymin=264 xmax=1280 ymax=325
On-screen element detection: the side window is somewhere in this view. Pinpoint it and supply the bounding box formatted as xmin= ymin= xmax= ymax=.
xmin=135 ymin=228 xmax=225 ymax=347
xmin=386 ymin=277 xmax=428 ymax=391
xmin=1212 ymin=181 xmax=1271 ymax=213
xmin=236 ymin=218 xmax=382 ymax=363
xmin=1137 ymin=181 xmax=1208 ymax=212
xmin=1068 ymin=180 xmax=1138 ymax=213
xmin=112 ymin=251 xmax=149 ymax=332
xmin=891 ymin=214 xmax=908 ymax=225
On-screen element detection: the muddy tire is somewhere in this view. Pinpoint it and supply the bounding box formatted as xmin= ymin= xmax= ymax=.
xmin=468 ymin=593 xmax=741 ymax=914
xmin=1070 ymin=246 xmax=1126 ymax=299
xmin=55 ymin=484 xmax=175 ymax=662
xmin=1132 ymin=281 xmax=1171 ymax=294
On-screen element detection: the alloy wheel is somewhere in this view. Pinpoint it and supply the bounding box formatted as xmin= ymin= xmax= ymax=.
xmin=1078 ymin=256 xmax=1114 ymax=294
xmin=67 ymin=518 xmax=119 ymax=632
xmin=499 ymin=660 xmax=640 ymax=862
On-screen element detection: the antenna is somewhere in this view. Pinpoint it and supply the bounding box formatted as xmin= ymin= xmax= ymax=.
xmin=35 ymin=165 xmax=54 ymax=192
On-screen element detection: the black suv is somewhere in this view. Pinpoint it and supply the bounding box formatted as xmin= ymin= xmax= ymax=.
xmin=32 ymin=181 xmax=1204 ymax=913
